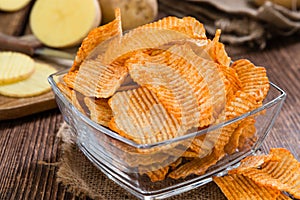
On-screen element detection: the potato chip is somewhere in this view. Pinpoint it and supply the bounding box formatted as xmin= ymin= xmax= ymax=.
xmin=70 ymin=57 xmax=128 ymax=98
xmin=138 ymin=16 xmax=206 ymax=39
xmin=213 ymin=174 xmax=281 ymax=200
xmin=217 ymin=64 xmax=242 ymax=98
xmin=84 ymin=97 xmax=112 ymax=127
xmin=192 ymin=91 xmax=259 ymax=158
xmin=70 ymin=90 xmax=85 ymax=114
xmin=225 ymin=117 xmax=256 ymax=155
xmin=277 ymin=193 xmax=292 ymax=200
xmin=108 ymin=87 xmax=187 ymax=145
xmin=57 ymin=82 xmax=73 ymax=101
xmin=69 ymin=8 xmax=122 ymax=72
xmin=166 ymin=44 xmax=227 ymax=117
xmin=231 ymin=59 xmax=269 ymax=102
xmin=143 ymin=165 xmax=170 ymax=182
xmin=102 ymin=25 xmax=207 ymax=64
xmin=168 ymin=150 xmax=223 ymax=179
xmin=127 ymin=48 xmax=213 ymax=128
xmin=0 ymin=62 xmax=56 ymax=97
xmin=0 ymin=51 xmax=35 ymax=85
xmin=229 ymin=148 xmax=300 ymax=199
xmin=204 ymin=29 xmax=231 ymax=67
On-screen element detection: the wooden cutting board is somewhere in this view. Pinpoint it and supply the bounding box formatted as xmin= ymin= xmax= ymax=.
xmin=0 ymin=58 xmax=69 ymax=120
xmin=0 ymin=3 xmax=73 ymax=120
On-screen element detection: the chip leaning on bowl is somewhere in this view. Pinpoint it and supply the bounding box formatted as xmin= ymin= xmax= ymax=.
xmin=55 ymin=8 xmax=273 ymax=182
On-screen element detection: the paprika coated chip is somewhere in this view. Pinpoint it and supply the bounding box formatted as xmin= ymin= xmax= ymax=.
xmin=213 ymin=174 xmax=281 ymax=200
xmin=127 ymin=48 xmax=213 ymax=128
xmin=168 ymin=150 xmax=224 ymax=179
xmin=84 ymin=97 xmax=112 ymax=127
xmin=229 ymin=148 xmax=300 ymax=199
xmin=138 ymin=16 xmax=207 ymax=39
xmin=204 ymin=29 xmax=231 ymax=67
xmin=108 ymin=87 xmax=187 ymax=145
xmin=225 ymin=117 xmax=256 ymax=155
xmin=231 ymin=59 xmax=269 ymax=102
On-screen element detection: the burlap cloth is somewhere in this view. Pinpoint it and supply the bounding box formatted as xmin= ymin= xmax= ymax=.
xmin=159 ymin=0 xmax=300 ymax=49
xmin=55 ymin=122 xmax=226 ymax=200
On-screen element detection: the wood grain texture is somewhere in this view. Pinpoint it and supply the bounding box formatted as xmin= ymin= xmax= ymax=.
xmin=0 ymin=4 xmax=300 ymax=200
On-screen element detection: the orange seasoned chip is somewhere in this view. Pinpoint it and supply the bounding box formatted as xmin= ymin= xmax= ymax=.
xmin=213 ymin=174 xmax=281 ymax=200
xmin=108 ymin=87 xmax=187 ymax=145
xmin=70 ymin=90 xmax=85 ymax=114
xmin=196 ymin=91 xmax=259 ymax=157
xmin=231 ymin=59 xmax=270 ymax=102
xmin=57 ymin=82 xmax=72 ymax=101
xmin=225 ymin=117 xmax=256 ymax=155
xmin=277 ymin=193 xmax=292 ymax=200
xmin=70 ymin=8 xmax=122 ymax=72
xmin=138 ymin=16 xmax=206 ymax=39
xmin=229 ymin=148 xmax=300 ymax=199
xmin=168 ymin=150 xmax=223 ymax=179
xmin=218 ymin=64 xmax=242 ymax=98
xmin=143 ymin=165 xmax=170 ymax=182
xmin=71 ymin=58 xmax=128 ymax=98
xmin=205 ymin=29 xmax=231 ymax=67
xmin=84 ymin=97 xmax=112 ymax=127
xmin=167 ymin=44 xmax=227 ymax=117
xmin=127 ymin=48 xmax=213 ymax=128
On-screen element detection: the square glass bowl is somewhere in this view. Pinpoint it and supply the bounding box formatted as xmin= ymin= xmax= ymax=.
xmin=48 ymin=69 xmax=286 ymax=200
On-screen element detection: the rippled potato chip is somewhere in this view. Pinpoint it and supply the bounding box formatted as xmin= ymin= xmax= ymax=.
xmin=127 ymin=47 xmax=213 ymax=128
xmin=138 ymin=16 xmax=206 ymax=39
xmin=213 ymin=174 xmax=281 ymax=200
xmin=84 ymin=97 xmax=112 ymax=127
xmin=108 ymin=87 xmax=186 ymax=145
xmin=229 ymin=148 xmax=300 ymax=199
xmin=231 ymin=59 xmax=269 ymax=102
xmin=225 ymin=117 xmax=256 ymax=155
xmin=169 ymin=150 xmax=223 ymax=179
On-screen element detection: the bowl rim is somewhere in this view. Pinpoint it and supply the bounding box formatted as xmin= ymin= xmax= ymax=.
xmin=48 ymin=69 xmax=287 ymax=150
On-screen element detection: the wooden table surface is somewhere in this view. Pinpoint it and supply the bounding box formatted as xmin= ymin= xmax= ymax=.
xmin=0 ymin=2 xmax=300 ymax=200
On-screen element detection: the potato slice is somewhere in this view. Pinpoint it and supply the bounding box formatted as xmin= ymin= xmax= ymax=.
xmin=0 ymin=62 xmax=56 ymax=97
xmin=0 ymin=51 xmax=35 ymax=85
xmin=0 ymin=0 xmax=31 ymax=12
xmin=30 ymin=0 xmax=101 ymax=48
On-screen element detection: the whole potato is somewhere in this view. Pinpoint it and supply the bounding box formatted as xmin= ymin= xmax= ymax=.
xmin=253 ymin=0 xmax=300 ymax=9
xmin=98 ymin=0 xmax=158 ymax=30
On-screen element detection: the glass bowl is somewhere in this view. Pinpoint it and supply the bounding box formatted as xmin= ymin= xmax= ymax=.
xmin=48 ymin=69 xmax=286 ymax=200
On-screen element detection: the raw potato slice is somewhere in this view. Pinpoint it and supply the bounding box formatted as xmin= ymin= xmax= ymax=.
xmin=0 ymin=62 xmax=56 ymax=97
xmin=0 ymin=51 xmax=35 ymax=85
xmin=30 ymin=0 xmax=101 ymax=48
xmin=0 ymin=0 xmax=31 ymax=12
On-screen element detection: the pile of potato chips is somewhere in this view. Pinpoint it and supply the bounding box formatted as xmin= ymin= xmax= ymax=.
xmin=59 ymin=9 xmax=271 ymax=182
xmin=0 ymin=51 xmax=57 ymax=97
xmin=214 ymin=148 xmax=300 ymax=200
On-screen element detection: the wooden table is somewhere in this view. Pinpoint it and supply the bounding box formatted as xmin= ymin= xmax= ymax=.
xmin=1 ymin=3 xmax=300 ymax=200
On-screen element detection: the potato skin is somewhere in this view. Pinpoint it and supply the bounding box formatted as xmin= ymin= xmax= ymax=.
xmin=253 ymin=0 xmax=300 ymax=9
xmin=99 ymin=0 xmax=158 ymax=30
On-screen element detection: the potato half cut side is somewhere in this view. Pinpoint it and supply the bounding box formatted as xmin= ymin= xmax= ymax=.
xmin=30 ymin=0 xmax=101 ymax=48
